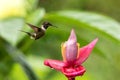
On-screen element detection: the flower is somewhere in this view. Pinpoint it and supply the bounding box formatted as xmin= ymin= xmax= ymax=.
xmin=44 ymin=29 xmax=98 ymax=79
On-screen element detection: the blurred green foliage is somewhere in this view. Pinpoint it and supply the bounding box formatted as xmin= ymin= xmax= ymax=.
xmin=0 ymin=0 xmax=120 ymax=80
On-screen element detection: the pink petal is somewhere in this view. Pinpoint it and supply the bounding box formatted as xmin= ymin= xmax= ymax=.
xmin=65 ymin=29 xmax=78 ymax=63
xmin=76 ymin=38 xmax=98 ymax=64
xmin=62 ymin=65 xmax=86 ymax=78
xmin=44 ymin=59 xmax=65 ymax=71
xmin=68 ymin=29 xmax=77 ymax=42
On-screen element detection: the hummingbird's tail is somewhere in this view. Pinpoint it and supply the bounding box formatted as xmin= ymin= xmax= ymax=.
xmin=19 ymin=30 xmax=31 ymax=36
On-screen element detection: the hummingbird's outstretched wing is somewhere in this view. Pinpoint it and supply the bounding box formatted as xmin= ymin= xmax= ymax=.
xmin=19 ymin=30 xmax=36 ymax=40
xmin=19 ymin=30 xmax=31 ymax=36
xmin=26 ymin=23 xmax=41 ymax=32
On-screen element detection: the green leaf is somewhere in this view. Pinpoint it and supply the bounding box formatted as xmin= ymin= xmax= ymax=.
xmin=0 ymin=18 xmax=24 ymax=46
xmin=44 ymin=11 xmax=120 ymax=57
xmin=57 ymin=11 xmax=120 ymax=41
xmin=39 ymin=11 xmax=120 ymax=80
xmin=26 ymin=8 xmax=45 ymax=24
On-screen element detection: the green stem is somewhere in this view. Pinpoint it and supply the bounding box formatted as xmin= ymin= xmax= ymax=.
xmin=5 ymin=43 xmax=38 ymax=80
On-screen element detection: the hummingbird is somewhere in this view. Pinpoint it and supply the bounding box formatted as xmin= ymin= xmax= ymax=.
xmin=20 ymin=22 xmax=53 ymax=40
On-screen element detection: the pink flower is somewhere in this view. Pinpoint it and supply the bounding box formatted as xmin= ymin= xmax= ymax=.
xmin=44 ymin=29 xmax=98 ymax=79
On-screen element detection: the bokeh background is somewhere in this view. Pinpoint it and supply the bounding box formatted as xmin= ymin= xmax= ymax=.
xmin=0 ymin=0 xmax=120 ymax=80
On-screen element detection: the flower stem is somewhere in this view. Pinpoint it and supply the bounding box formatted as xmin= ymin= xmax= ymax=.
xmin=68 ymin=77 xmax=75 ymax=80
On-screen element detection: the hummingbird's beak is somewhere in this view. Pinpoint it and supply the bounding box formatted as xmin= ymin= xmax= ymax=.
xmin=50 ymin=25 xmax=57 ymax=28
xmin=49 ymin=23 xmax=57 ymax=28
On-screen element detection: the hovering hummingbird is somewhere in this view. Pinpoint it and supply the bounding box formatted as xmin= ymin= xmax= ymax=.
xmin=20 ymin=22 xmax=53 ymax=40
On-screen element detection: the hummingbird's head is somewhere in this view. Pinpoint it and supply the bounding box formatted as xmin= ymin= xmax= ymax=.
xmin=42 ymin=22 xmax=53 ymax=29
